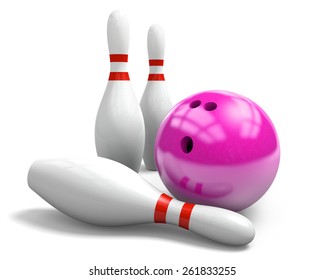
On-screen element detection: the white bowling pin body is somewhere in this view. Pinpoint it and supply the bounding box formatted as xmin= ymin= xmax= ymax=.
xmin=28 ymin=157 xmax=255 ymax=246
xmin=95 ymin=10 xmax=145 ymax=172
xmin=140 ymin=25 xmax=172 ymax=170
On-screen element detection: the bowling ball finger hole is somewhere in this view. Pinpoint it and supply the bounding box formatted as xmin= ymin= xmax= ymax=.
xmin=189 ymin=100 xmax=201 ymax=108
xmin=204 ymin=102 xmax=217 ymax=111
xmin=181 ymin=136 xmax=193 ymax=153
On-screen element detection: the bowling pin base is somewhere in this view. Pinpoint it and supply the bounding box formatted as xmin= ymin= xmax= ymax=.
xmin=143 ymin=162 xmax=157 ymax=171
xmin=95 ymin=82 xmax=145 ymax=173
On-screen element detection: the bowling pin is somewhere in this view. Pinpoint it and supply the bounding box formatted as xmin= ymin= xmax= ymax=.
xmin=95 ymin=10 xmax=145 ymax=172
xmin=140 ymin=25 xmax=172 ymax=170
xmin=27 ymin=157 xmax=255 ymax=246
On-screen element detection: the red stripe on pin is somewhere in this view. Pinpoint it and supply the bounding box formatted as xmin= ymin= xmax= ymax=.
xmin=154 ymin=194 xmax=173 ymax=223
xmin=149 ymin=59 xmax=164 ymax=66
xmin=148 ymin=74 xmax=165 ymax=81
xmin=109 ymin=72 xmax=130 ymax=80
xmin=110 ymin=54 xmax=128 ymax=62
xmin=179 ymin=203 xmax=195 ymax=230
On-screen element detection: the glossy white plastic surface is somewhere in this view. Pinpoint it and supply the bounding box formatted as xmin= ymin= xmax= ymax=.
xmin=140 ymin=25 xmax=172 ymax=170
xmin=107 ymin=10 xmax=129 ymax=54
xmin=95 ymin=10 xmax=145 ymax=172
xmin=28 ymin=158 xmax=255 ymax=245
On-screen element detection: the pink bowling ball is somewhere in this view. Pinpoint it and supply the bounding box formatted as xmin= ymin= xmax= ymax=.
xmin=155 ymin=90 xmax=280 ymax=211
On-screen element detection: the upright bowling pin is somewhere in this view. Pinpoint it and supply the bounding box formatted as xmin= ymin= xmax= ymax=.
xmin=140 ymin=25 xmax=172 ymax=170
xmin=28 ymin=157 xmax=255 ymax=246
xmin=95 ymin=10 xmax=145 ymax=172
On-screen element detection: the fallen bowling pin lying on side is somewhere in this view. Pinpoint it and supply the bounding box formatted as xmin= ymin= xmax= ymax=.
xmin=27 ymin=157 xmax=255 ymax=245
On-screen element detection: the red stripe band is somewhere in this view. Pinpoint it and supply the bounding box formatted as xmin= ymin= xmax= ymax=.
xmin=109 ymin=72 xmax=130 ymax=80
xmin=149 ymin=59 xmax=164 ymax=66
xmin=110 ymin=54 xmax=128 ymax=62
xmin=179 ymin=203 xmax=195 ymax=230
xmin=148 ymin=74 xmax=165 ymax=81
xmin=154 ymin=194 xmax=173 ymax=223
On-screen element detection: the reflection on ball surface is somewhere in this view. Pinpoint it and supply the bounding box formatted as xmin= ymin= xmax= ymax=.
xmin=155 ymin=90 xmax=280 ymax=211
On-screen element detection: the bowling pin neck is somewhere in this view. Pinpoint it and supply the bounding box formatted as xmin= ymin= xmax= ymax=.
xmin=154 ymin=194 xmax=255 ymax=245
xmin=148 ymin=59 xmax=165 ymax=81
xmin=107 ymin=11 xmax=130 ymax=81
xmin=147 ymin=24 xmax=165 ymax=82
xmin=154 ymin=194 xmax=194 ymax=229
xmin=154 ymin=194 xmax=195 ymax=229
xmin=109 ymin=54 xmax=129 ymax=80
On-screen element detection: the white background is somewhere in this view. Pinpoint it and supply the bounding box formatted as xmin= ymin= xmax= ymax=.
xmin=1 ymin=0 xmax=324 ymax=279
